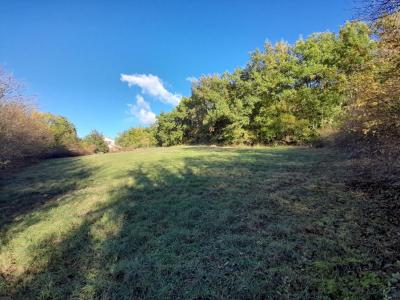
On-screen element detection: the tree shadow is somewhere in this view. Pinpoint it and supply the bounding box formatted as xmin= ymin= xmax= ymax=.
xmin=2 ymin=148 xmax=395 ymax=299
xmin=0 ymin=157 xmax=99 ymax=234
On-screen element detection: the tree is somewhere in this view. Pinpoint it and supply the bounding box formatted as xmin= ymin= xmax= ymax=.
xmin=116 ymin=127 xmax=156 ymax=148
xmin=341 ymin=12 xmax=400 ymax=157
xmin=0 ymin=68 xmax=53 ymax=167
xmin=82 ymin=130 xmax=109 ymax=153
xmin=38 ymin=112 xmax=79 ymax=146
xmin=154 ymin=22 xmax=375 ymax=146
xmin=155 ymin=108 xmax=187 ymax=146
xmin=184 ymin=75 xmax=241 ymax=144
xmin=358 ymin=0 xmax=400 ymax=20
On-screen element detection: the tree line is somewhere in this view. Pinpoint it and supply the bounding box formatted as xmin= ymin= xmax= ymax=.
xmin=153 ymin=21 xmax=373 ymax=146
xmin=1 ymin=2 xmax=398 ymax=168
xmin=118 ymin=9 xmax=399 ymax=158
xmin=0 ymin=74 xmax=109 ymax=169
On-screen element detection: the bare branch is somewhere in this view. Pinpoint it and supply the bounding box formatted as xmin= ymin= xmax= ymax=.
xmin=355 ymin=0 xmax=400 ymax=21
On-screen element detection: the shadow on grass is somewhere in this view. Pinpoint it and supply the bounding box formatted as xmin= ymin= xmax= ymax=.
xmin=0 ymin=157 xmax=100 ymax=232
xmin=2 ymin=148 xmax=396 ymax=299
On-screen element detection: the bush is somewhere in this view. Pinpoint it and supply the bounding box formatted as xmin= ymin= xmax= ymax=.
xmin=37 ymin=112 xmax=86 ymax=158
xmin=0 ymin=70 xmax=54 ymax=168
xmin=340 ymin=12 xmax=400 ymax=159
xmin=0 ymin=68 xmax=102 ymax=169
xmin=116 ymin=127 xmax=156 ymax=148
xmin=82 ymin=130 xmax=109 ymax=153
xmin=39 ymin=113 xmax=79 ymax=146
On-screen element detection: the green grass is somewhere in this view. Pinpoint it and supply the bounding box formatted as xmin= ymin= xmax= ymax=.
xmin=0 ymin=146 xmax=394 ymax=299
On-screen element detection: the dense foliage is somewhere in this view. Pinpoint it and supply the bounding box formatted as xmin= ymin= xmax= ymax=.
xmin=0 ymin=101 xmax=53 ymax=168
xmin=82 ymin=130 xmax=109 ymax=153
xmin=0 ymin=69 xmax=109 ymax=168
xmin=116 ymin=127 xmax=156 ymax=148
xmin=2 ymin=2 xmax=398 ymax=167
xmin=154 ymin=22 xmax=375 ymax=146
xmin=0 ymin=71 xmax=52 ymax=168
xmin=39 ymin=113 xmax=79 ymax=146
xmin=341 ymin=12 xmax=400 ymax=158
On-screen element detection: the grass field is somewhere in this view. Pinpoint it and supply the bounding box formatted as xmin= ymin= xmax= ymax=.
xmin=0 ymin=146 xmax=397 ymax=299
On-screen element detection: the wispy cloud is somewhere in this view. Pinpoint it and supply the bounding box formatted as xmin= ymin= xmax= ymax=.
xmin=186 ymin=76 xmax=198 ymax=83
xmin=128 ymin=95 xmax=156 ymax=125
xmin=121 ymin=73 xmax=181 ymax=106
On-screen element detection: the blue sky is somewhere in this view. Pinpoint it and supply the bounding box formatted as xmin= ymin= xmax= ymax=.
xmin=0 ymin=0 xmax=354 ymax=138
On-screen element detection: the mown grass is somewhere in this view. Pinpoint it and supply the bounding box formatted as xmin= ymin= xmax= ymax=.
xmin=0 ymin=146 xmax=398 ymax=299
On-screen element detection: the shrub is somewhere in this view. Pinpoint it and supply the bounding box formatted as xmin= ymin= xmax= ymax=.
xmin=37 ymin=112 xmax=84 ymax=158
xmin=82 ymin=130 xmax=109 ymax=153
xmin=0 ymin=69 xmax=54 ymax=168
xmin=116 ymin=127 xmax=156 ymax=148
xmin=340 ymin=12 xmax=400 ymax=159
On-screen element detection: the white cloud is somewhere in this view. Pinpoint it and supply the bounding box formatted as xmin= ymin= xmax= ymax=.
xmin=186 ymin=76 xmax=198 ymax=83
xmin=128 ymin=95 xmax=156 ymax=125
xmin=121 ymin=73 xmax=181 ymax=106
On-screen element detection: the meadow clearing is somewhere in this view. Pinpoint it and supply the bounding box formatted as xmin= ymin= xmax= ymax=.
xmin=0 ymin=146 xmax=396 ymax=299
